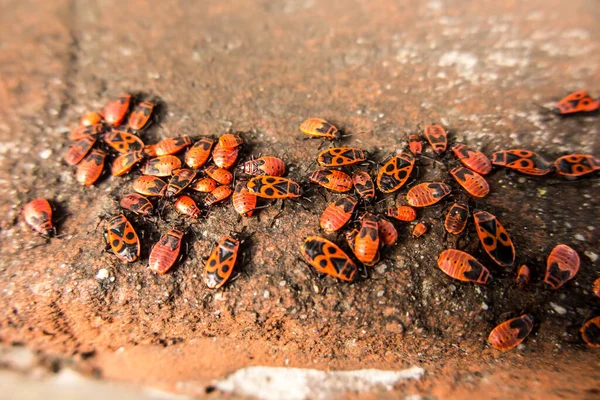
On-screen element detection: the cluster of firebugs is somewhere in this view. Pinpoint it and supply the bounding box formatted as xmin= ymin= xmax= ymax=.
xmin=22 ymin=90 xmax=600 ymax=350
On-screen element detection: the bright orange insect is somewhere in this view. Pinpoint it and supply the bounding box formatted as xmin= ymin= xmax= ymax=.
xmin=424 ymin=125 xmax=448 ymax=155
xmin=166 ymin=168 xmax=197 ymax=198
xmin=378 ymin=217 xmax=398 ymax=246
xmin=128 ymin=101 xmax=154 ymax=131
xmin=317 ymin=147 xmax=367 ymax=167
xmin=437 ymin=249 xmax=490 ymax=284
xmin=407 ymin=134 xmax=422 ymax=155
xmin=309 ymin=169 xmax=353 ymax=192
xmin=204 ymin=235 xmax=241 ymax=289
xmin=80 ymin=111 xmax=103 ymax=126
xmin=473 ymin=210 xmax=515 ymax=267
xmin=412 ymin=221 xmax=428 ymax=238
xmin=553 ymin=154 xmax=600 ymax=177
xmin=103 ymin=93 xmax=131 ymax=126
xmin=406 ymin=182 xmax=451 ymax=207
xmin=450 ymin=166 xmax=489 ymax=198
xmin=319 ymin=196 xmax=358 ymax=233
xmin=301 ymin=236 xmax=357 ymax=281
xmin=232 ymin=181 xmax=258 ymax=217
xmin=345 ymin=229 xmax=359 ymax=253
xmin=544 ymin=244 xmax=580 ymax=289
xmin=205 ymin=166 xmax=233 ymax=185
xmin=155 ymin=136 xmax=193 ymax=156
xmin=212 ymin=142 xmax=239 ymax=169
xmin=190 ymin=177 xmax=217 ymax=193
xmin=65 ymin=135 xmax=96 ymax=165
xmin=76 ymin=149 xmax=105 ymax=186
xmin=120 ymin=193 xmax=153 ymax=217
xmin=106 ymin=214 xmax=140 ymax=263
xmin=516 ymin=265 xmax=530 ymax=290
xmin=185 ymin=138 xmax=214 ymax=169
xmin=133 ymin=176 xmax=167 ymax=197
xmin=142 ymin=144 xmax=158 ymax=158
xmin=174 ymin=195 xmax=202 ymax=218
xmin=247 ymin=176 xmax=302 ymax=199
xmin=104 ymin=130 xmax=145 ymax=153
xmin=112 ymin=151 xmax=144 ymax=176
xmin=354 ymin=213 xmax=380 ymax=266
xmin=149 ymin=229 xmax=184 ymax=275
xmin=376 ymin=152 xmax=415 ymax=193
xmin=444 ymin=203 xmax=469 ymax=235
xmin=451 ymin=143 xmax=492 ymax=175
xmin=204 ymin=185 xmax=233 ymax=207
xmin=581 ymin=316 xmax=600 ymax=348
xmin=594 ymin=278 xmax=600 ymax=299
xmin=300 ymin=118 xmax=340 ymax=140
xmin=352 ymin=171 xmax=375 ymax=203
xmin=386 ymin=205 xmax=417 ymax=221
xmin=142 ymin=155 xmax=182 ymax=177
xmin=239 ymin=156 xmax=286 ymax=177
xmin=488 ymin=314 xmax=534 ymax=351
xmin=218 ymin=133 xmax=244 ymax=148
xmin=491 ymin=150 xmax=553 ymax=176
xmin=554 ymin=90 xmax=600 ymax=115
xmin=23 ymin=199 xmax=53 ymax=237
xmin=69 ymin=124 xmax=104 ymax=141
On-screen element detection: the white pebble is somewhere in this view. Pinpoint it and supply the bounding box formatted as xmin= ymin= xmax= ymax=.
xmin=38 ymin=149 xmax=52 ymax=159
xmin=584 ymin=251 xmax=598 ymax=262
xmin=550 ymin=302 xmax=567 ymax=315
xmin=96 ymin=269 xmax=109 ymax=280
xmin=377 ymin=290 xmax=384 ymax=297
xmin=263 ymin=290 xmax=270 ymax=299
xmin=279 ymin=280 xmax=286 ymax=287
xmin=481 ymin=302 xmax=489 ymax=310
xmin=574 ymin=234 xmax=586 ymax=242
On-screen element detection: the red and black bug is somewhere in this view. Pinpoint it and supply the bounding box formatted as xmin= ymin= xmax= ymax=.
xmin=204 ymin=235 xmax=241 ymax=289
xmin=451 ymin=143 xmax=492 ymax=175
xmin=301 ymin=236 xmax=357 ymax=281
xmin=185 ymin=138 xmax=214 ymax=169
xmin=239 ymin=156 xmax=286 ymax=177
xmin=106 ymin=214 xmax=140 ymax=263
xmin=386 ymin=205 xmax=417 ymax=222
xmin=488 ymin=314 xmax=534 ymax=351
xmin=69 ymin=123 xmax=105 ymax=141
xmin=80 ymin=111 xmax=103 ymax=126
xmin=155 ymin=136 xmax=193 ymax=156
xmin=23 ymin=198 xmax=53 ymax=237
xmin=554 ymin=90 xmax=600 ymax=115
xmin=376 ymin=152 xmax=415 ymax=193
xmin=103 ymin=93 xmax=131 ymax=126
xmin=218 ymin=133 xmax=244 ymax=149
xmin=437 ymin=249 xmax=490 ymax=284
xmin=174 ymin=195 xmax=202 ymax=218
xmin=473 ymin=210 xmax=515 ymax=267
xmin=111 ymin=151 xmax=144 ymax=176
xmin=142 ymin=144 xmax=158 ymax=158
xmin=516 ymin=265 xmax=530 ymax=290
xmin=205 ymin=166 xmax=233 ymax=185
xmin=300 ymin=118 xmax=340 ymax=140
xmin=166 ymin=168 xmax=197 ymax=198
xmin=444 ymin=203 xmax=468 ymax=235
xmin=345 ymin=229 xmax=359 ymax=252
xmin=544 ymin=244 xmax=580 ymax=290
xmin=491 ymin=150 xmax=553 ymax=176
xmin=190 ymin=177 xmax=217 ymax=193
xmin=142 ymin=155 xmax=182 ymax=177
xmin=104 ymin=130 xmax=145 ymax=154
xmin=378 ymin=217 xmax=398 ymax=246
xmin=133 ymin=176 xmax=167 ymax=197
xmin=149 ymin=228 xmax=184 ymax=274
xmin=317 ymin=147 xmax=367 ymax=167
xmin=309 ymin=169 xmax=353 ymax=192
xmin=352 ymin=171 xmax=375 ymax=203
xmin=450 ymin=166 xmax=489 ymax=198
xmin=247 ymin=176 xmax=302 ymax=199
xmin=319 ymin=195 xmax=358 ymax=233
xmin=213 ymin=142 xmax=239 ymax=170
xmin=553 ymin=154 xmax=600 ymax=177
xmin=424 ymin=125 xmax=448 ymax=155
xmin=407 ymin=134 xmax=422 ymax=155
xmin=406 ymin=182 xmax=451 ymax=207
xmin=76 ymin=149 xmax=106 ymax=186
xmin=65 ymin=135 xmax=96 ymax=166
xmin=232 ymin=181 xmax=259 ymax=217
xmin=128 ymin=101 xmax=154 ymax=131
xmin=204 ymin=185 xmax=233 ymax=207
xmin=412 ymin=221 xmax=427 ymax=238
xmin=581 ymin=316 xmax=600 ymax=348
xmin=354 ymin=213 xmax=380 ymax=266
xmin=120 ymin=193 xmax=153 ymax=217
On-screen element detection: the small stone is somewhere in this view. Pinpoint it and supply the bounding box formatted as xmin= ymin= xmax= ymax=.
xmin=375 ymin=264 xmax=387 ymax=274
xmin=279 ymin=280 xmax=286 ymax=287
xmin=481 ymin=302 xmax=489 ymax=310
xmin=587 ymin=226 xmax=594 ymax=231
xmin=574 ymin=234 xmax=586 ymax=242
xmin=38 ymin=149 xmax=52 ymax=159
xmin=517 ymin=177 xmax=526 ymax=184
xmin=584 ymin=251 xmax=598 ymax=262
xmin=96 ymin=269 xmax=109 ymax=280
xmin=263 ymin=290 xmax=270 ymax=299
xmin=377 ymin=290 xmax=385 ymax=297
xmin=550 ymin=302 xmax=567 ymax=315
